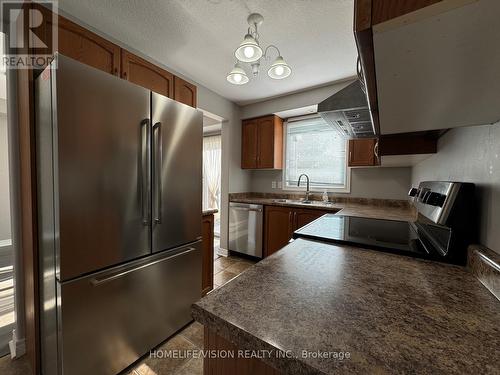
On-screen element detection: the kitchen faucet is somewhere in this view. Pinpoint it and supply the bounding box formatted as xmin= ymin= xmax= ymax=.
xmin=297 ymin=174 xmax=311 ymax=202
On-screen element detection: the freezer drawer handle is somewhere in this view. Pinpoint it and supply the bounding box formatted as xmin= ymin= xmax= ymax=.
xmin=153 ymin=122 xmax=163 ymax=224
xmin=140 ymin=118 xmax=151 ymax=225
xmin=231 ymin=207 xmax=262 ymax=212
xmin=90 ymin=247 xmax=196 ymax=286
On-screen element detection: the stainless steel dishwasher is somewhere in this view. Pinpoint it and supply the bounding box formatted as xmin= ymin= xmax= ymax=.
xmin=229 ymin=202 xmax=263 ymax=258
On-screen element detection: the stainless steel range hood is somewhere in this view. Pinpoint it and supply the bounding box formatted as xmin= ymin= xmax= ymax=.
xmin=318 ymin=81 xmax=375 ymax=138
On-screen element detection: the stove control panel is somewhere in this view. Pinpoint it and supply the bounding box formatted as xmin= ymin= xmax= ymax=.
xmin=425 ymin=192 xmax=446 ymax=207
xmin=408 ymin=181 xmax=461 ymax=225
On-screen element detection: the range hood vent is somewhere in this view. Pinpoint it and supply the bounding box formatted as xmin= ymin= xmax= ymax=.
xmin=318 ymin=81 xmax=375 ymax=138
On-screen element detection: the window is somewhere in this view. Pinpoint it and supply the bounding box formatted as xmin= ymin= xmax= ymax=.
xmin=284 ymin=115 xmax=349 ymax=191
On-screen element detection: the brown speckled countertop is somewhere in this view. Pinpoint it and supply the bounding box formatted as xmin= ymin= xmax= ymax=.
xmin=193 ymin=239 xmax=500 ymax=374
xmin=202 ymin=208 xmax=218 ymax=216
xmin=229 ymin=194 xmax=416 ymax=222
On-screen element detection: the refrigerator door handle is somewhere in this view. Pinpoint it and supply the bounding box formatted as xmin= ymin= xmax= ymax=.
xmin=90 ymin=246 xmax=196 ymax=286
xmin=153 ymin=121 xmax=163 ymax=224
xmin=140 ymin=119 xmax=151 ymax=225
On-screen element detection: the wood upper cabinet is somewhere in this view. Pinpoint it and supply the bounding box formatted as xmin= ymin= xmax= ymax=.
xmin=121 ymin=49 xmax=174 ymax=98
xmin=57 ymin=16 xmax=121 ymax=76
xmin=264 ymin=206 xmax=329 ymax=257
xmin=174 ymin=76 xmax=197 ymax=107
xmin=202 ymin=214 xmax=214 ymax=296
xmin=264 ymin=206 xmax=294 ymax=258
xmin=241 ymin=120 xmax=259 ymax=169
xmin=34 ymin=7 xmax=120 ymax=75
xmin=348 ymin=138 xmax=379 ymax=167
xmin=241 ymin=115 xmax=283 ymax=169
xmin=34 ymin=5 xmax=196 ymax=105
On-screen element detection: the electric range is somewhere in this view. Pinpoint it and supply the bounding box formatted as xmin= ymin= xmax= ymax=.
xmin=293 ymin=181 xmax=476 ymax=265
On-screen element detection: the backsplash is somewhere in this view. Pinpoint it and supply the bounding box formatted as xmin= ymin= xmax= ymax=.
xmin=249 ymin=167 xmax=412 ymax=200
xmin=468 ymin=245 xmax=500 ymax=300
xmin=229 ymin=192 xmax=412 ymax=208
xmin=412 ymin=122 xmax=500 ymax=255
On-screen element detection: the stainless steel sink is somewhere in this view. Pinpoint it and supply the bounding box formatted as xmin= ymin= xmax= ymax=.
xmin=273 ymin=199 xmax=312 ymax=204
xmin=272 ymin=199 xmax=335 ymax=206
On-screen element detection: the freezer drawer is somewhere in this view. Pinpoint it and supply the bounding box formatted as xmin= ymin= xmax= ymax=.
xmin=228 ymin=203 xmax=263 ymax=258
xmin=58 ymin=241 xmax=201 ymax=375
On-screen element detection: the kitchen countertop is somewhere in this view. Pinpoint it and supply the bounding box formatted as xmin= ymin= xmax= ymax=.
xmin=193 ymin=239 xmax=500 ymax=374
xmin=230 ymin=197 xmax=416 ymax=222
xmin=202 ymin=208 xmax=218 ymax=216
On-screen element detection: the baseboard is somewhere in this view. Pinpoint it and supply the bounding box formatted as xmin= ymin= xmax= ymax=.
xmin=217 ymin=247 xmax=229 ymax=257
xmin=8 ymin=329 xmax=26 ymax=358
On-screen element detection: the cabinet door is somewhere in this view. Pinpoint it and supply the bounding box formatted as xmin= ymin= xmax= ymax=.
xmin=174 ymin=76 xmax=197 ymax=107
xmin=257 ymin=116 xmax=276 ymax=168
xmin=348 ymin=138 xmax=379 ymax=166
xmin=121 ymin=49 xmax=174 ymax=98
xmin=35 ymin=8 xmax=121 ymax=75
xmin=264 ymin=206 xmax=294 ymax=257
xmin=294 ymin=209 xmax=328 ymax=231
xmin=241 ymin=120 xmax=259 ymax=169
xmin=202 ymin=214 xmax=214 ymax=296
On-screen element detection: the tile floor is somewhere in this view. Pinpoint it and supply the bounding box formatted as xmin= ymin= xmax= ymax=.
xmin=0 ymin=251 xmax=257 ymax=375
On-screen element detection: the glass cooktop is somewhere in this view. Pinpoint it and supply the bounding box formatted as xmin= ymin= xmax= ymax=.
xmin=293 ymin=214 xmax=431 ymax=259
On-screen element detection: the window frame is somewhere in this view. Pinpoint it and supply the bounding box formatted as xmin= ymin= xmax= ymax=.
xmin=281 ymin=114 xmax=351 ymax=193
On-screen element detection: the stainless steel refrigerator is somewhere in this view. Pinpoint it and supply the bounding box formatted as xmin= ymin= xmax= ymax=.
xmin=36 ymin=54 xmax=202 ymax=375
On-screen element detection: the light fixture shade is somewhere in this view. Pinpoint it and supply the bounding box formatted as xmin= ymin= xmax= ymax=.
xmin=234 ymin=33 xmax=263 ymax=63
xmin=226 ymin=63 xmax=249 ymax=85
xmin=267 ymin=56 xmax=291 ymax=79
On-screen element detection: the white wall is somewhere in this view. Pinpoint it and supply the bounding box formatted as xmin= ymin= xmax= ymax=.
xmin=249 ymin=167 xmax=411 ymax=200
xmin=241 ymin=79 xmax=353 ymax=120
xmin=197 ymin=85 xmax=251 ymax=249
xmin=412 ymin=122 xmax=500 ymax=254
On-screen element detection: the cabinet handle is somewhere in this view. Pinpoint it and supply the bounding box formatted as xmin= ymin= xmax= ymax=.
xmin=374 ymin=141 xmax=379 ymax=164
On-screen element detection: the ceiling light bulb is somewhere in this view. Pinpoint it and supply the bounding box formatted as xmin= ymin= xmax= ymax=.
xmin=243 ymin=46 xmax=255 ymax=58
xmin=235 ymin=33 xmax=263 ymax=63
xmin=226 ymin=63 xmax=249 ymax=85
xmin=267 ymin=56 xmax=291 ymax=80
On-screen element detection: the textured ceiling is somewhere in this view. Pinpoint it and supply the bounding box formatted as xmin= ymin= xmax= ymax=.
xmin=58 ymin=0 xmax=357 ymax=105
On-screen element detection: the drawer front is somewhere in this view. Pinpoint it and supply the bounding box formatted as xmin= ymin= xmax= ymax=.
xmin=59 ymin=242 xmax=201 ymax=375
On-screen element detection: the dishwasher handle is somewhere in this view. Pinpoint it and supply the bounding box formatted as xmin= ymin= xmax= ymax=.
xmin=231 ymin=206 xmax=262 ymax=212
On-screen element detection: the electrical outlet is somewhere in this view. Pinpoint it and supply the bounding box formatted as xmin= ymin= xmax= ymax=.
xmin=271 ymin=181 xmax=277 ymax=189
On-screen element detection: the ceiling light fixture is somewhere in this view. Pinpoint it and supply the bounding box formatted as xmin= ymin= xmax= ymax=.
xmin=226 ymin=62 xmax=249 ymax=85
xmin=227 ymin=13 xmax=292 ymax=85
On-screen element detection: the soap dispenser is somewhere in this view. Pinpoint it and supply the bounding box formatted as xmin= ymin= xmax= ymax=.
xmin=322 ymin=191 xmax=329 ymax=202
